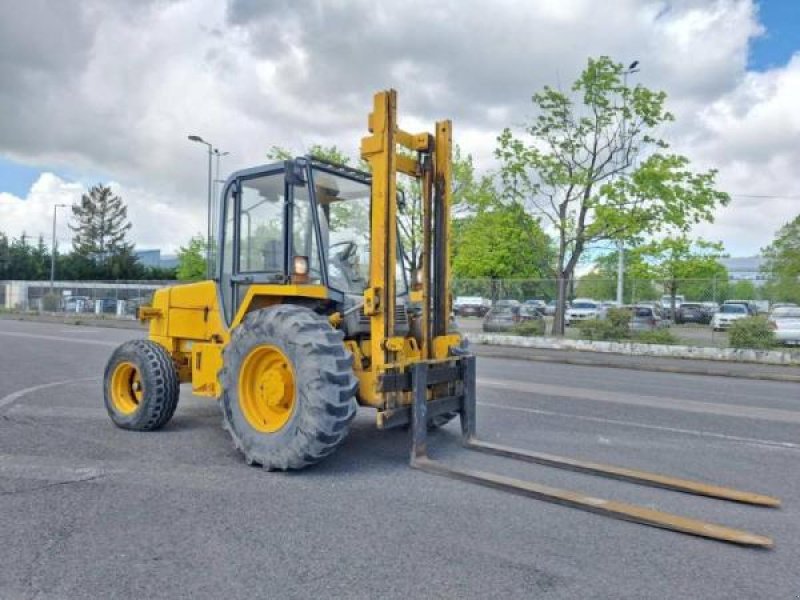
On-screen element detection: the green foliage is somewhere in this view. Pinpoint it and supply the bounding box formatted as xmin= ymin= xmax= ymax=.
xmin=0 ymin=229 xmax=172 ymax=282
xmin=761 ymin=214 xmax=800 ymax=303
xmin=576 ymin=318 xmax=625 ymax=341
xmin=512 ymin=319 xmax=546 ymax=336
xmin=495 ymin=56 xmax=729 ymax=334
xmin=41 ymin=293 xmax=61 ymax=311
xmin=452 ymin=203 xmax=553 ymax=280
xmin=632 ymin=235 xmax=727 ymax=305
xmin=726 ymin=280 xmax=757 ymax=300
xmin=728 ymin=317 xmax=776 ymax=350
xmin=70 ymin=184 xmax=133 ymax=260
xmin=576 ymin=251 xmax=657 ymax=302
xmin=633 ymin=329 xmax=679 ymax=344
xmin=606 ymin=307 xmax=631 ymax=329
xmin=176 ymin=236 xmax=208 ymax=281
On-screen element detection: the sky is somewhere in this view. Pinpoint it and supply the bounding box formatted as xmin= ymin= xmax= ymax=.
xmin=0 ymin=0 xmax=798 ymax=258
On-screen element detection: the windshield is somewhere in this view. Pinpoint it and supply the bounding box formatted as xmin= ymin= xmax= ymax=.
xmin=572 ymin=302 xmax=597 ymax=309
xmin=773 ymin=308 xmax=800 ymax=318
xmin=312 ymin=167 xmax=407 ymax=296
xmin=720 ymin=304 xmax=746 ymax=314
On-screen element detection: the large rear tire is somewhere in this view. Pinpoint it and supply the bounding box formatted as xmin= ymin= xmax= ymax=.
xmin=104 ymin=340 xmax=180 ymax=431
xmin=220 ymin=305 xmax=358 ymax=470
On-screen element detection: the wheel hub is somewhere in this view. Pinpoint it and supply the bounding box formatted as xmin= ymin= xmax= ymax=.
xmin=110 ymin=361 xmax=142 ymax=415
xmin=239 ymin=345 xmax=296 ymax=433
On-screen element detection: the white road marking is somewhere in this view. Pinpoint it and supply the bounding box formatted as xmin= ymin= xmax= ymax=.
xmin=478 ymin=401 xmax=800 ymax=451
xmin=0 ymin=377 xmax=100 ymax=411
xmin=0 ymin=330 xmax=119 ymax=347
xmin=477 ymin=377 xmax=800 ymax=424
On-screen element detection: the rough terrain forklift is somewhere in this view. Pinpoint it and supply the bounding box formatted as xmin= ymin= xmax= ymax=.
xmin=104 ymin=90 xmax=779 ymax=547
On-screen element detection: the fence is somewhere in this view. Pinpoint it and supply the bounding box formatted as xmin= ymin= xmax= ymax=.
xmin=1 ymin=276 xmax=797 ymax=318
xmin=0 ymin=280 xmax=175 ymax=316
xmin=452 ymin=277 xmax=799 ymax=308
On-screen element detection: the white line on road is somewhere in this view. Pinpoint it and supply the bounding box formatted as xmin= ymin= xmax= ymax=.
xmin=477 ymin=377 xmax=800 ymax=424
xmin=0 ymin=377 xmax=100 ymax=411
xmin=0 ymin=330 xmax=119 ymax=347
xmin=478 ymin=401 xmax=800 ymax=451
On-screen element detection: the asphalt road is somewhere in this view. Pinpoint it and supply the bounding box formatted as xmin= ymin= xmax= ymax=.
xmin=1 ymin=319 xmax=798 ymax=599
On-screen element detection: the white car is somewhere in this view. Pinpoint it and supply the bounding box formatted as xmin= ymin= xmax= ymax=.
xmin=565 ymin=299 xmax=600 ymax=326
xmin=711 ymin=304 xmax=749 ymax=331
xmin=769 ymin=307 xmax=800 ymax=345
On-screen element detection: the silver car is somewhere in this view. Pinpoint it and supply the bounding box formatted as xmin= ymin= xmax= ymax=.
xmin=629 ymin=305 xmax=667 ymax=332
xmin=769 ymin=307 xmax=800 ymax=345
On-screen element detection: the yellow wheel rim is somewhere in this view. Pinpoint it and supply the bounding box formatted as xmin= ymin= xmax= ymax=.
xmin=239 ymin=345 xmax=296 ymax=433
xmin=110 ymin=361 xmax=143 ymax=415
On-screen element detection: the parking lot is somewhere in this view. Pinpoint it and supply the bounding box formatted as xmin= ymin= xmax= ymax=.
xmin=1 ymin=319 xmax=799 ymax=599
xmin=457 ymin=316 xmax=731 ymax=346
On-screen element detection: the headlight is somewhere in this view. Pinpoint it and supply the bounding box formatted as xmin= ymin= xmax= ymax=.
xmin=292 ymin=255 xmax=309 ymax=277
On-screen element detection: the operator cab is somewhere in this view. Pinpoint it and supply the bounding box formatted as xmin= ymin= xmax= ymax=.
xmin=216 ymin=157 xmax=409 ymax=334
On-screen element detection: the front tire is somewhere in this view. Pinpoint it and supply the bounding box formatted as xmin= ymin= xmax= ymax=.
xmin=104 ymin=340 xmax=180 ymax=431
xmin=220 ymin=305 xmax=358 ymax=470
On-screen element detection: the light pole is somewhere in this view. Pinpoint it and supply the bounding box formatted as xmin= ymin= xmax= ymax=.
xmin=616 ymin=60 xmax=640 ymax=305
xmin=212 ymin=148 xmax=229 ymax=274
xmin=50 ymin=203 xmax=69 ymax=292
xmin=188 ymin=134 xmax=214 ymax=278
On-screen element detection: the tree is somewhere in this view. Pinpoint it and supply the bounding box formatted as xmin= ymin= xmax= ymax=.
xmin=576 ymin=249 xmax=656 ymax=303
xmin=496 ymin=56 xmax=729 ymax=334
xmin=176 ymin=236 xmax=208 ymax=281
xmin=70 ymin=184 xmax=134 ymax=263
xmin=451 ymin=204 xmax=554 ymax=301
xmin=633 ymin=236 xmax=727 ymax=313
xmin=762 ymin=214 xmax=800 ymax=303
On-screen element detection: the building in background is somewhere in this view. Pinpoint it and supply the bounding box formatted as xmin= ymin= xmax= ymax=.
xmin=719 ymin=256 xmax=766 ymax=286
xmin=134 ymin=249 xmax=178 ymax=270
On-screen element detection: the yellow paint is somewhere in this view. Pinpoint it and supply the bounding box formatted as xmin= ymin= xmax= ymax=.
xmin=238 ymin=344 xmax=296 ymax=432
xmin=433 ymin=334 xmax=462 ymax=360
xmin=139 ymin=90 xmax=459 ymax=417
xmin=110 ymin=361 xmax=142 ymax=415
xmin=231 ymin=284 xmax=329 ymax=328
xmin=191 ymin=343 xmax=224 ymax=397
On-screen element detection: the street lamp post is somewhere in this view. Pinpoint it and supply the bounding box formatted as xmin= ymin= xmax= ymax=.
xmin=616 ymin=60 xmax=640 ymax=305
xmin=50 ymin=203 xmax=69 ymax=292
xmin=212 ymin=148 xmax=229 ymax=274
xmin=188 ymin=135 xmax=214 ymax=278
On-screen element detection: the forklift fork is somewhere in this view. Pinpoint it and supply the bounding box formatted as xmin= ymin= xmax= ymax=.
xmin=408 ymin=356 xmax=779 ymax=548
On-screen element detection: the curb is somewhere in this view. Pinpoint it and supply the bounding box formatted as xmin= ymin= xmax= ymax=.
xmin=472 ymin=344 xmax=800 ymax=383
xmin=0 ymin=313 xmax=145 ymax=331
xmin=470 ymin=333 xmax=800 ymax=366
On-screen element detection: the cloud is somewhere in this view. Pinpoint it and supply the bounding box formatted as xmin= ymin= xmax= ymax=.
xmin=0 ymin=174 xmax=204 ymax=254
xmin=0 ymin=0 xmax=795 ymax=256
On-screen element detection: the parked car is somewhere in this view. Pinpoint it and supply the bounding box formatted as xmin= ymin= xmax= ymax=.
xmin=96 ymin=298 xmax=118 ymax=314
xmin=518 ymin=304 xmax=544 ymax=322
xmin=494 ymin=299 xmax=521 ymax=310
xmin=482 ymin=306 xmax=520 ymax=333
xmin=769 ymin=307 xmax=800 ymax=345
xmin=723 ymin=299 xmax=758 ymax=315
xmin=676 ymin=302 xmax=709 ymax=324
xmin=454 ymin=296 xmax=489 ymax=317
xmin=771 ymin=302 xmax=798 ymax=310
xmin=523 ymin=298 xmax=547 ymax=313
xmin=543 ymin=300 xmax=558 ymax=316
xmin=565 ymin=299 xmax=600 ymax=326
xmin=629 ymin=304 xmax=668 ymax=332
xmin=63 ymin=296 xmax=91 ymax=313
xmin=711 ymin=303 xmax=749 ymax=331
xmin=700 ymin=302 xmax=719 ymax=320
xmin=660 ymin=294 xmax=685 ymax=317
